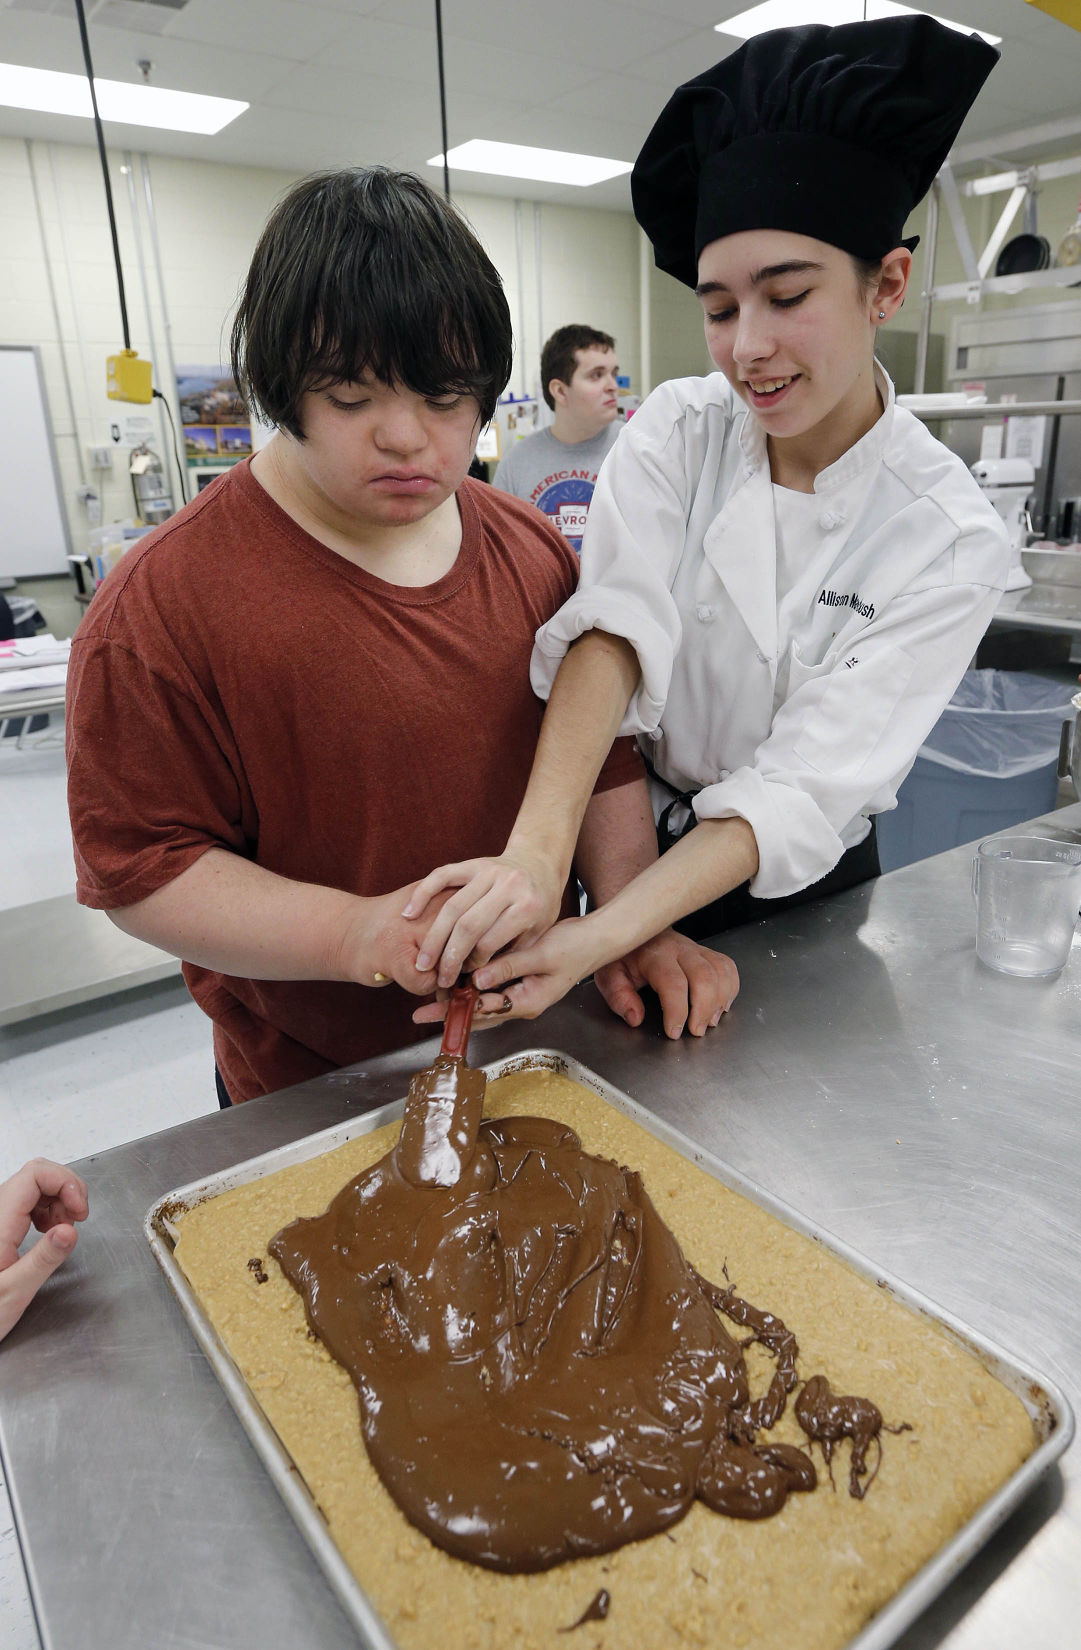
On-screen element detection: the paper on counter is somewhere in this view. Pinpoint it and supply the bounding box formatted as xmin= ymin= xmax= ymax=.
xmin=0 ymin=664 xmax=68 ymax=696
xmin=0 ymin=636 xmax=71 ymax=671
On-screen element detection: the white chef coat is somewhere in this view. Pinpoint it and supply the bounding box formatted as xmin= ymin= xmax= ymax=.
xmin=531 ymin=364 xmax=1011 ymax=899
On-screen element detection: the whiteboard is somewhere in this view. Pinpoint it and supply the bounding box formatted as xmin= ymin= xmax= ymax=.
xmin=0 ymin=345 xmax=72 ymax=578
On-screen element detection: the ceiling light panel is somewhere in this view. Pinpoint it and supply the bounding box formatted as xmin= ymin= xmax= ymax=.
xmin=716 ymin=3 xmax=1001 ymax=46
xmin=0 ymin=63 xmax=248 ymax=133
xmin=429 ymin=139 xmax=632 ymax=187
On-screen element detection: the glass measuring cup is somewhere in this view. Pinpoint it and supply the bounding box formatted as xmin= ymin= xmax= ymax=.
xmin=972 ymin=834 xmax=1081 ymax=978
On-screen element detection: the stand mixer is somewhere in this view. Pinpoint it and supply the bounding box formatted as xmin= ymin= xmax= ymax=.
xmin=970 ymin=457 xmax=1034 ymax=591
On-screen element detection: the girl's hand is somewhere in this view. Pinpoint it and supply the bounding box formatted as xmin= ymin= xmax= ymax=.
xmin=595 ymin=930 xmax=739 ymax=1039
xmin=403 ymin=851 xmax=566 ymax=989
xmin=411 ymin=984 xmax=524 ymax=1029
xmin=474 ymin=918 xmax=600 ymax=1020
xmin=0 ymin=1160 xmax=89 ymax=1342
xmin=412 ymin=916 xmax=600 ymax=1029
xmin=415 ymin=926 xmax=740 ymax=1039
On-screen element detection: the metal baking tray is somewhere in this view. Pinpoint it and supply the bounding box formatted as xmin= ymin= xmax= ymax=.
xmin=1022 ymin=544 xmax=1081 ymax=587
xmin=145 ymin=1049 xmax=1074 ymax=1650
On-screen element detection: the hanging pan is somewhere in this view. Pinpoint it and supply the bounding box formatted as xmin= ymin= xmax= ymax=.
xmin=996 ymin=186 xmax=1051 ymax=276
xmin=996 ymin=232 xmax=1051 ymax=276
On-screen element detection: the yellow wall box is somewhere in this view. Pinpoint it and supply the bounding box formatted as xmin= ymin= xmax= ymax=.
xmin=106 ymin=349 xmax=153 ymax=404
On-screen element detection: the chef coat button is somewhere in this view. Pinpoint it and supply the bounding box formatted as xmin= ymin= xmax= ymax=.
xmin=647 ymin=728 xmax=662 ymax=742
xmin=695 ymin=602 xmax=714 ymax=622
xmin=755 ymin=648 xmax=768 ymax=663
xmin=820 ymin=507 xmax=847 ymax=530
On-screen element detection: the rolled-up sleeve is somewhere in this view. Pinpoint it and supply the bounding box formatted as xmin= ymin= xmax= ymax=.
xmin=530 ymin=390 xmax=688 ymax=736
xmin=694 ymin=528 xmax=1009 ymax=898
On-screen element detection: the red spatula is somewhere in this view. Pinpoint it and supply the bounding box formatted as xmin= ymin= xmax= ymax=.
xmin=440 ymin=982 xmax=478 ymax=1063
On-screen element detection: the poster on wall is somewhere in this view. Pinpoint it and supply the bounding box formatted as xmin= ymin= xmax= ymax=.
xmin=183 ymin=424 xmax=219 ymax=459
xmin=177 ymin=366 xmax=252 ymax=465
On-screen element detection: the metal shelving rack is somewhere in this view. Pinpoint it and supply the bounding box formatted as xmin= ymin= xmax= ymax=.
xmin=914 ymin=140 xmax=1081 ymax=395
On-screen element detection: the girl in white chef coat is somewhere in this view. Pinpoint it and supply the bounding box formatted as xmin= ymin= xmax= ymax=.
xmin=407 ymin=16 xmax=1010 ymax=1030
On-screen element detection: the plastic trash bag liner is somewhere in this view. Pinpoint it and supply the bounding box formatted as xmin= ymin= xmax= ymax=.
xmin=918 ymin=669 xmax=1078 ymax=780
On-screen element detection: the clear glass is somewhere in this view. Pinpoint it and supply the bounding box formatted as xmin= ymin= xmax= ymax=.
xmin=973 ymin=834 xmax=1081 ymax=978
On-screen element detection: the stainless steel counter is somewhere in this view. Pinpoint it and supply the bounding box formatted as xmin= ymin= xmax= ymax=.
xmin=990 ymin=581 xmax=1081 ymax=638
xmin=2 ymin=805 xmax=1079 ymax=1650
xmin=0 ymin=895 xmax=180 ymax=1026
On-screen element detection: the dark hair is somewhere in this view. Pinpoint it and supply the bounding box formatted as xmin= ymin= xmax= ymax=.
xmin=540 ymin=323 xmax=616 ymax=411
xmin=231 ymin=168 xmax=513 ymax=439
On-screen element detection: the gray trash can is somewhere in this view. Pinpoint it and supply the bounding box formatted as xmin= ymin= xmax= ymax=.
xmin=877 ymin=670 xmax=1078 ymax=872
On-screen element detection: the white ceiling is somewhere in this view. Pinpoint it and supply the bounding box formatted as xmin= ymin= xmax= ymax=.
xmin=0 ymin=0 xmax=1079 ymax=209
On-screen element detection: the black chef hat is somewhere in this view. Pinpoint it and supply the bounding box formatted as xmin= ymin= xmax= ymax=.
xmin=631 ymin=16 xmax=998 ymax=288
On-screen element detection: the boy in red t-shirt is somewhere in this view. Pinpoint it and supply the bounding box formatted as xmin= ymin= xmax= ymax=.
xmin=67 ymin=168 xmax=735 ymax=1103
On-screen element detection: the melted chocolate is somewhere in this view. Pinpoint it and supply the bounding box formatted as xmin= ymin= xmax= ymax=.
xmin=560 ymin=1588 xmax=611 ymax=1630
xmin=395 ymin=1054 xmax=486 ymax=1188
xmin=795 ymin=1375 xmax=907 ymax=1498
xmin=269 ymin=1115 xmax=836 ymax=1571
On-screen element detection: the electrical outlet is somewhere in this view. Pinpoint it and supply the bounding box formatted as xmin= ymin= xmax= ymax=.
xmin=75 ymin=484 xmax=102 ymax=527
xmin=88 ymin=445 xmax=113 ymax=470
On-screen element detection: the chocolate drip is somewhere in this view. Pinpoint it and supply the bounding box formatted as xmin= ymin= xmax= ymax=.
xmin=692 ymin=1268 xmax=799 ymax=1434
xmin=559 ymin=1588 xmax=611 ymax=1631
xmin=270 ymin=1118 xmax=889 ymax=1572
xmin=795 ymin=1375 xmax=909 ymax=1499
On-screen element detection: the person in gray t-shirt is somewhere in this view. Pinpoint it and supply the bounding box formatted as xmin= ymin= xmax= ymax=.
xmin=493 ymin=324 xmax=622 ymax=552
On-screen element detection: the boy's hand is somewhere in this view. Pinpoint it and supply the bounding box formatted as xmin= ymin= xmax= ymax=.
xmin=334 ymin=885 xmax=446 ymax=994
xmin=0 ymin=1160 xmax=89 ymax=1343
xmin=594 ymin=931 xmax=739 ymax=1039
xmin=402 ymin=851 xmax=565 ymax=989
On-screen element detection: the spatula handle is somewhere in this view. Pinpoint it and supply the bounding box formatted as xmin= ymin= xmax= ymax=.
xmin=440 ymin=984 xmax=478 ymax=1060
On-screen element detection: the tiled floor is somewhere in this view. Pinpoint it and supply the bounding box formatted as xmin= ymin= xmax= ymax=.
xmin=0 ymin=720 xmax=215 ymax=1648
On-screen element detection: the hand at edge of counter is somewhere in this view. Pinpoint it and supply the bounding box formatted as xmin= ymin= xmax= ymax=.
xmin=594 ymin=929 xmax=740 ymax=1039
xmin=0 ymin=1161 xmax=89 ymax=1343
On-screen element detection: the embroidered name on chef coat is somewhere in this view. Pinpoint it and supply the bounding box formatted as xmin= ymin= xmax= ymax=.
xmin=818 ymin=588 xmax=875 ymax=621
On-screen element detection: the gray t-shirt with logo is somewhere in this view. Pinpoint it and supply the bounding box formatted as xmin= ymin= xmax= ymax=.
xmin=493 ymin=423 xmax=621 ymax=553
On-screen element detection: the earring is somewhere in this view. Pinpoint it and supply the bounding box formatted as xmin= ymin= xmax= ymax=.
xmin=878 ymin=310 xmax=886 ymax=319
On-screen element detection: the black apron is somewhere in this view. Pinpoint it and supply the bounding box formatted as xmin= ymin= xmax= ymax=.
xmin=640 ymin=751 xmax=880 ymax=941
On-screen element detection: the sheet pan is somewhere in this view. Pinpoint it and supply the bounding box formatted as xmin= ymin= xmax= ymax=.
xmin=145 ymin=1049 xmax=1074 ymax=1650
